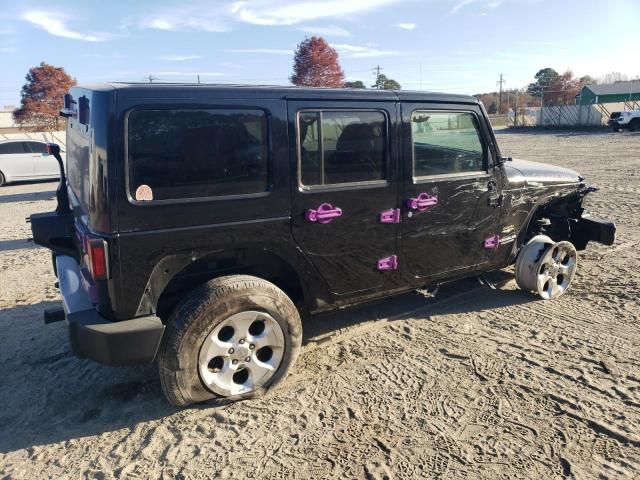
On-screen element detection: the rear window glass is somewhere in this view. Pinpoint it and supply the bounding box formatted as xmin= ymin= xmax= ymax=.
xmin=298 ymin=110 xmax=387 ymax=187
xmin=128 ymin=109 xmax=269 ymax=202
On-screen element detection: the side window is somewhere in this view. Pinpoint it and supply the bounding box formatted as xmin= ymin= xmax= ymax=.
xmin=26 ymin=142 xmax=48 ymax=154
xmin=0 ymin=142 xmax=27 ymax=154
xmin=411 ymin=111 xmax=485 ymax=178
xmin=127 ymin=109 xmax=269 ymax=202
xmin=298 ymin=110 xmax=387 ymax=187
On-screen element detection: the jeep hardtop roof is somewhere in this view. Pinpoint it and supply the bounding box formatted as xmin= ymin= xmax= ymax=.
xmin=76 ymin=82 xmax=480 ymax=105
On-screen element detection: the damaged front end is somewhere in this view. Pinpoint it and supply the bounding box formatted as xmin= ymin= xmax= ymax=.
xmin=527 ymin=185 xmax=616 ymax=250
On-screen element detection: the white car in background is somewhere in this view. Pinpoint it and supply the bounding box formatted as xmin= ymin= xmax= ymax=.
xmin=0 ymin=139 xmax=64 ymax=186
xmin=608 ymin=109 xmax=640 ymax=132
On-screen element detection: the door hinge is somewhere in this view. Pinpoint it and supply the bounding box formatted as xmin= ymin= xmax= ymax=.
xmin=484 ymin=235 xmax=500 ymax=250
xmin=380 ymin=208 xmax=401 ymax=224
xmin=488 ymin=194 xmax=503 ymax=207
xmin=377 ymin=255 xmax=398 ymax=271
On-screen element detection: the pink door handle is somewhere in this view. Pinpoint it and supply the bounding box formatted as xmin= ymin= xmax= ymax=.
xmin=306 ymin=203 xmax=343 ymax=224
xmin=407 ymin=193 xmax=438 ymax=212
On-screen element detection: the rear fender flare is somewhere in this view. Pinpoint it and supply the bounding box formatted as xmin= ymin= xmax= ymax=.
xmin=136 ymin=248 xmax=328 ymax=317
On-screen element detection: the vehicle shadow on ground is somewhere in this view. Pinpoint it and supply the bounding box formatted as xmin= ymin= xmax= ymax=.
xmin=0 ymin=189 xmax=55 ymax=204
xmin=0 ymin=272 xmax=535 ymax=454
xmin=302 ymin=270 xmax=534 ymax=344
xmin=0 ymin=238 xmax=38 ymax=252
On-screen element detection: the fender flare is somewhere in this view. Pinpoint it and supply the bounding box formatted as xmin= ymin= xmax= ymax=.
xmin=135 ymin=247 xmax=328 ymax=317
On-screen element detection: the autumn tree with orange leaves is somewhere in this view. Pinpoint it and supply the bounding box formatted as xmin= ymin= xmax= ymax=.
xmin=13 ymin=62 xmax=76 ymax=131
xmin=290 ymin=37 xmax=345 ymax=88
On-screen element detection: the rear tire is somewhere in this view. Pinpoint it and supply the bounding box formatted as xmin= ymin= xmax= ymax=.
xmin=158 ymin=275 xmax=302 ymax=407
xmin=0 ymin=171 xmax=5 ymax=187
xmin=629 ymin=119 xmax=640 ymax=132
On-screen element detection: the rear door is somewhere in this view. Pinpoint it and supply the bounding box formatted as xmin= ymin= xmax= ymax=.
xmin=400 ymin=104 xmax=502 ymax=281
xmin=288 ymin=101 xmax=401 ymax=296
xmin=27 ymin=141 xmax=59 ymax=177
xmin=0 ymin=141 xmax=34 ymax=179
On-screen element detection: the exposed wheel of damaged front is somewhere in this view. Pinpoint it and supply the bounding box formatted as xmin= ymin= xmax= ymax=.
xmin=516 ymin=236 xmax=578 ymax=300
xmin=158 ymin=275 xmax=302 ymax=407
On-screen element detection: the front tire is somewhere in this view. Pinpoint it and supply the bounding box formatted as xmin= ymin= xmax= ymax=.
xmin=0 ymin=171 xmax=5 ymax=187
xmin=629 ymin=119 xmax=640 ymax=132
xmin=158 ymin=275 xmax=302 ymax=407
xmin=516 ymin=236 xmax=578 ymax=300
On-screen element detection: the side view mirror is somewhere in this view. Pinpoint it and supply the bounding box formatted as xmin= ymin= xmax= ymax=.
xmin=496 ymin=156 xmax=512 ymax=166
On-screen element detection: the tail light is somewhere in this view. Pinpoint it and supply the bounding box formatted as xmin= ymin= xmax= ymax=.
xmin=79 ymin=231 xmax=110 ymax=280
xmin=87 ymin=238 xmax=109 ymax=280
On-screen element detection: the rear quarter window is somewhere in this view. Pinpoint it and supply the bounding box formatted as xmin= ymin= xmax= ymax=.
xmin=127 ymin=109 xmax=269 ymax=202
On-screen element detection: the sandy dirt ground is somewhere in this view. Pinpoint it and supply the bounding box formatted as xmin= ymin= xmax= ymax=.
xmin=0 ymin=130 xmax=639 ymax=479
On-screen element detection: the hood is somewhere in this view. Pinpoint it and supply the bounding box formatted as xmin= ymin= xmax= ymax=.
xmin=504 ymin=158 xmax=582 ymax=189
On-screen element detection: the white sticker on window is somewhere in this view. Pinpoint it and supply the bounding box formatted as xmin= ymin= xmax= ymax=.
xmin=135 ymin=184 xmax=153 ymax=201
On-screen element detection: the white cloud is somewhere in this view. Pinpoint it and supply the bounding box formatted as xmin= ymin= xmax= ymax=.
xmin=396 ymin=23 xmax=416 ymax=30
xmin=141 ymin=4 xmax=231 ymax=32
xmin=231 ymin=0 xmax=401 ymax=26
xmin=158 ymin=55 xmax=202 ymax=61
xmin=0 ymin=46 xmax=16 ymax=53
xmin=22 ymin=11 xmax=112 ymax=42
xmin=449 ymin=0 xmax=477 ymax=15
xmin=142 ymin=1 xmax=403 ymax=32
xmin=333 ymin=43 xmax=410 ymax=59
xmin=225 ymin=48 xmax=293 ymax=55
xmin=296 ymin=25 xmax=351 ymax=37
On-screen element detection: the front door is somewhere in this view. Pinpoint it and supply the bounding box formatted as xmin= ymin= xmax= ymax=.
xmin=288 ymin=101 xmax=400 ymax=296
xmin=400 ymin=105 xmax=502 ymax=281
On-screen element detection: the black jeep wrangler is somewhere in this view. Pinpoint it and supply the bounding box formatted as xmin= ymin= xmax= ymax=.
xmin=31 ymin=84 xmax=615 ymax=406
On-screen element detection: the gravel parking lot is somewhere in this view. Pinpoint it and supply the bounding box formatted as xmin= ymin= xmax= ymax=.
xmin=1 ymin=130 xmax=639 ymax=479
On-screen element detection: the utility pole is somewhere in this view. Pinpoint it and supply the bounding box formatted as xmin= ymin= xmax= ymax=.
xmin=514 ymin=90 xmax=519 ymax=127
xmin=540 ymin=86 xmax=544 ymax=126
xmin=373 ymin=65 xmax=383 ymax=89
xmin=197 ymin=74 xmax=201 ymax=84
xmin=497 ymin=74 xmax=505 ymax=113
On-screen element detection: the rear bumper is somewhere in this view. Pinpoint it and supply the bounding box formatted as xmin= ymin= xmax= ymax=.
xmin=56 ymin=255 xmax=164 ymax=366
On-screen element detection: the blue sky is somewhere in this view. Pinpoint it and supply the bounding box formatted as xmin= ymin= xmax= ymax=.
xmin=1 ymin=0 xmax=639 ymax=107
